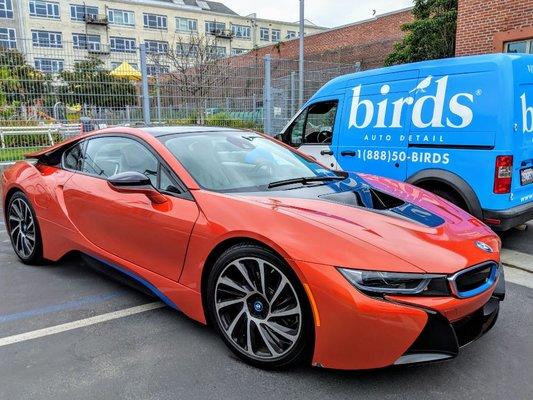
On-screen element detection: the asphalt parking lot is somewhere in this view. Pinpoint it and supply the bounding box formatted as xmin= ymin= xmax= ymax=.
xmin=0 ymin=219 xmax=532 ymax=400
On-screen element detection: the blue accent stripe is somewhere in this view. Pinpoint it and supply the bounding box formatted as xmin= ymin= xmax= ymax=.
xmin=89 ymin=255 xmax=180 ymax=311
xmin=0 ymin=292 xmax=123 ymax=324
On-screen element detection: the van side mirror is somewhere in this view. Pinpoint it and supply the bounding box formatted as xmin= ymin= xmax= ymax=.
xmin=107 ymin=171 xmax=167 ymax=204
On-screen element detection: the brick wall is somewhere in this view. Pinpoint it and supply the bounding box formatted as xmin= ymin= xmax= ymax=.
xmin=456 ymin=0 xmax=533 ymax=55
xmin=243 ymin=8 xmax=413 ymax=70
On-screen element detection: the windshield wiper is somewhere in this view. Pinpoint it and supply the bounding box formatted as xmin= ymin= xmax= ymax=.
xmin=268 ymin=173 xmax=348 ymax=189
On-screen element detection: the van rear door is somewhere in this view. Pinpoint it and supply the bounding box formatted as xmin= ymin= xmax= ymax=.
xmin=512 ymin=56 xmax=533 ymax=206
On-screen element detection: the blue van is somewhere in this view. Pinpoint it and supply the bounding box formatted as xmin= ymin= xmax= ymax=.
xmin=277 ymin=54 xmax=533 ymax=231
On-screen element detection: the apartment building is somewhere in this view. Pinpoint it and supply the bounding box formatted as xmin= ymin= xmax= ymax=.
xmin=0 ymin=0 xmax=326 ymax=72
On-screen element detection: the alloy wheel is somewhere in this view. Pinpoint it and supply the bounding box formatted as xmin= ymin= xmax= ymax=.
xmin=214 ymin=257 xmax=303 ymax=360
xmin=8 ymin=197 xmax=36 ymax=259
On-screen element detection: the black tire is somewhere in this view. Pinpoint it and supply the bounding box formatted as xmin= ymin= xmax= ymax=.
xmin=431 ymin=188 xmax=469 ymax=212
xmin=6 ymin=191 xmax=44 ymax=265
xmin=206 ymin=243 xmax=314 ymax=369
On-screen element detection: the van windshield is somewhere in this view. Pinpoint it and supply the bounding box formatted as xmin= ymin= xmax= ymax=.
xmin=159 ymin=131 xmax=342 ymax=192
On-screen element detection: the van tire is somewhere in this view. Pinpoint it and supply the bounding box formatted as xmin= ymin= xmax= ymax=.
xmin=430 ymin=188 xmax=468 ymax=211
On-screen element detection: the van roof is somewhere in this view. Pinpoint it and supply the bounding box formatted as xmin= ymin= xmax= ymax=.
xmin=312 ymin=53 xmax=530 ymax=99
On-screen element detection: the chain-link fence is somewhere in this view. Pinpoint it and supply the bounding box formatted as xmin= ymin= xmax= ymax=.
xmin=0 ymin=37 xmax=355 ymax=162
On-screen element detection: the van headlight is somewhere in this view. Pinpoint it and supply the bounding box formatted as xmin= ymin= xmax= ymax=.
xmin=337 ymin=268 xmax=450 ymax=296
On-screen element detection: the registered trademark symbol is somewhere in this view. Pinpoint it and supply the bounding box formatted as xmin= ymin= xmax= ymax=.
xmin=476 ymin=89 xmax=482 ymax=96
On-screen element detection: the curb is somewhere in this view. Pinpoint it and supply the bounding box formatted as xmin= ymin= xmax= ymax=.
xmin=501 ymin=249 xmax=533 ymax=274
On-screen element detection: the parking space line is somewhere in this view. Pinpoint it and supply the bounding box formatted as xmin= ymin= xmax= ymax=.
xmin=0 ymin=292 xmax=125 ymax=324
xmin=0 ymin=302 xmax=165 ymax=348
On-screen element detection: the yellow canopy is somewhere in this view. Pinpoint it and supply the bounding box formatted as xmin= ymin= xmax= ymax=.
xmin=110 ymin=62 xmax=141 ymax=81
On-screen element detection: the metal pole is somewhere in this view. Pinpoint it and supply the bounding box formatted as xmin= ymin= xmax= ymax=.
xmin=156 ymin=67 xmax=162 ymax=123
xmin=263 ymin=54 xmax=272 ymax=135
xmin=298 ymin=0 xmax=304 ymax=107
xmin=290 ymin=71 xmax=296 ymax=116
xmin=139 ymin=43 xmax=151 ymax=125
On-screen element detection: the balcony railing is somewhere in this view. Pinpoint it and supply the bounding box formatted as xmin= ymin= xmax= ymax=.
xmin=84 ymin=14 xmax=109 ymax=25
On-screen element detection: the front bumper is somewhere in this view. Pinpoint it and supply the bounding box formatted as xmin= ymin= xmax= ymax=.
xmin=483 ymin=201 xmax=533 ymax=231
xmin=299 ymin=260 xmax=505 ymax=370
xmin=394 ymin=270 xmax=505 ymax=365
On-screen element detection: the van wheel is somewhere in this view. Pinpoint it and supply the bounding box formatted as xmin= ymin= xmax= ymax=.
xmin=431 ymin=188 xmax=468 ymax=212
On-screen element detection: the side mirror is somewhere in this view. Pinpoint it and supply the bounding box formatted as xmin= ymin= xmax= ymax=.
xmin=107 ymin=171 xmax=167 ymax=204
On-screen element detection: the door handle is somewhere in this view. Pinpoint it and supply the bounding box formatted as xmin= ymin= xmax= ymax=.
xmin=320 ymin=149 xmax=334 ymax=156
xmin=340 ymin=150 xmax=356 ymax=157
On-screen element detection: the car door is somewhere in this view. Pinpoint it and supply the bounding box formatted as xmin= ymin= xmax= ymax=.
xmin=281 ymin=99 xmax=341 ymax=169
xmin=61 ymin=135 xmax=199 ymax=281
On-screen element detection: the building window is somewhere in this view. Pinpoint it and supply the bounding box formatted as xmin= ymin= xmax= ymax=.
xmin=260 ymin=27 xmax=270 ymax=41
xmin=111 ymin=61 xmax=138 ymax=69
xmin=232 ymin=24 xmax=251 ymax=39
xmin=147 ymin=64 xmax=169 ymax=76
xmin=29 ymin=0 xmax=60 ymax=19
xmin=108 ymin=9 xmax=134 ymax=26
xmin=205 ymin=21 xmax=226 ymax=35
xmin=207 ymin=45 xmax=226 ymax=58
xmin=0 ymin=27 xmax=16 ymax=48
xmin=72 ymin=33 xmax=101 ymax=51
xmin=176 ymin=17 xmax=197 ymax=32
xmin=143 ymin=13 xmax=167 ymax=30
xmin=0 ymin=0 xmax=13 ymax=19
xmin=34 ymin=58 xmax=64 ymax=73
xmin=271 ymin=29 xmax=280 ymax=42
xmin=145 ymin=40 xmax=168 ymax=53
xmin=70 ymin=4 xmax=98 ymax=21
xmin=286 ymin=30 xmax=297 ymax=39
xmin=110 ymin=37 xmax=136 ymax=53
xmin=32 ymin=30 xmax=62 ymax=48
xmin=176 ymin=43 xmax=198 ymax=56
xmin=231 ymin=47 xmax=247 ymax=56
xmin=505 ymin=39 xmax=533 ymax=54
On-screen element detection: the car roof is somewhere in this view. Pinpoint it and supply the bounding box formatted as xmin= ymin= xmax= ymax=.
xmin=139 ymin=125 xmax=245 ymax=137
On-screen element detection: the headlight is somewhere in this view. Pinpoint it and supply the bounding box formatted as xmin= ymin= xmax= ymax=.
xmin=338 ymin=268 xmax=450 ymax=296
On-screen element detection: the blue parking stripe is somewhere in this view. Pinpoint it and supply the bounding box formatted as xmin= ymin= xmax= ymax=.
xmin=0 ymin=292 xmax=124 ymax=324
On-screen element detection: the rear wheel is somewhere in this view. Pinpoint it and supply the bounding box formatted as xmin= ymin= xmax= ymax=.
xmin=6 ymin=192 xmax=43 ymax=264
xmin=206 ymin=244 xmax=313 ymax=369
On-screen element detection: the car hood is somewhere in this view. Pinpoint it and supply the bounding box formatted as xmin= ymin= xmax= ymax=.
xmin=238 ymin=173 xmax=499 ymax=274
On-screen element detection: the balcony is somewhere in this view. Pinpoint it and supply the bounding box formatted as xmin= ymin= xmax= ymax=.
xmin=87 ymin=44 xmax=110 ymax=55
xmin=84 ymin=14 xmax=109 ymax=26
xmin=208 ymin=29 xmax=234 ymax=39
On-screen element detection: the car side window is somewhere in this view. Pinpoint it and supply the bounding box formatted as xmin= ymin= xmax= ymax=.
xmin=63 ymin=142 xmax=85 ymax=171
xmin=82 ymin=137 xmax=159 ymax=186
xmin=158 ymin=165 xmax=181 ymax=194
xmin=303 ymin=101 xmax=338 ymax=145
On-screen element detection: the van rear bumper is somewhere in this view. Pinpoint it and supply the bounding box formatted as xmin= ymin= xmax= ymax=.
xmin=483 ymin=201 xmax=533 ymax=231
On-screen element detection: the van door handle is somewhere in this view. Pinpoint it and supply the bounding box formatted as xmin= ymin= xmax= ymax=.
xmin=341 ymin=150 xmax=356 ymax=157
xmin=320 ymin=149 xmax=334 ymax=155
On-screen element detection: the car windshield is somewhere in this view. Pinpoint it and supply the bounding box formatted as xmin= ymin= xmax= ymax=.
xmin=159 ymin=131 xmax=340 ymax=192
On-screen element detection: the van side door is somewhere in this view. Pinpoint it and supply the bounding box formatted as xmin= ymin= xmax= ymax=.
xmin=337 ymin=70 xmax=419 ymax=180
xmin=280 ymin=98 xmax=342 ymax=169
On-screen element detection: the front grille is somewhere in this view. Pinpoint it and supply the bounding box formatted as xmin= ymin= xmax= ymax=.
xmin=449 ymin=262 xmax=499 ymax=298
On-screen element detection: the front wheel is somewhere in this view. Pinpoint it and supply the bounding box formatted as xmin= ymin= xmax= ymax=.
xmin=206 ymin=244 xmax=313 ymax=369
xmin=6 ymin=191 xmax=44 ymax=264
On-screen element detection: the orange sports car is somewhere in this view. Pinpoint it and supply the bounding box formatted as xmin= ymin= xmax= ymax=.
xmin=2 ymin=126 xmax=505 ymax=370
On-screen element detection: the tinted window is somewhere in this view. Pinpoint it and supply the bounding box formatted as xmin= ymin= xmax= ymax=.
xmin=160 ymin=131 xmax=337 ymax=192
xmin=63 ymin=142 xmax=84 ymax=171
xmin=82 ymin=137 xmax=158 ymax=185
xmin=304 ymin=101 xmax=337 ymax=144
xmin=284 ymin=101 xmax=337 ymax=146
xmin=159 ymin=166 xmax=181 ymax=193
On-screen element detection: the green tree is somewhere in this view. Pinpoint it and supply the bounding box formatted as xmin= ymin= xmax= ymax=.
xmin=0 ymin=48 xmax=49 ymax=104
xmin=385 ymin=0 xmax=458 ymax=66
xmin=57 ymin=57 xmax=137 ymax=107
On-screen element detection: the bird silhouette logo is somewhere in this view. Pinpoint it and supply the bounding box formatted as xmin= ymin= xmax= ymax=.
xmin=410 ymin=75 xmax=433 ymax=94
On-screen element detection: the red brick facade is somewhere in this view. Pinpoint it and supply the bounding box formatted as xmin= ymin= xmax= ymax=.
xmin=243 ymin=8 xmax=413 ymax=69
xmin=456 ymin=0 xmax=533 ymax=55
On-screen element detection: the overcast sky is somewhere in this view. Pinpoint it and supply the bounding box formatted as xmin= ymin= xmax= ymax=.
xmin=223 ymin=0 xmax=414 ymax=28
